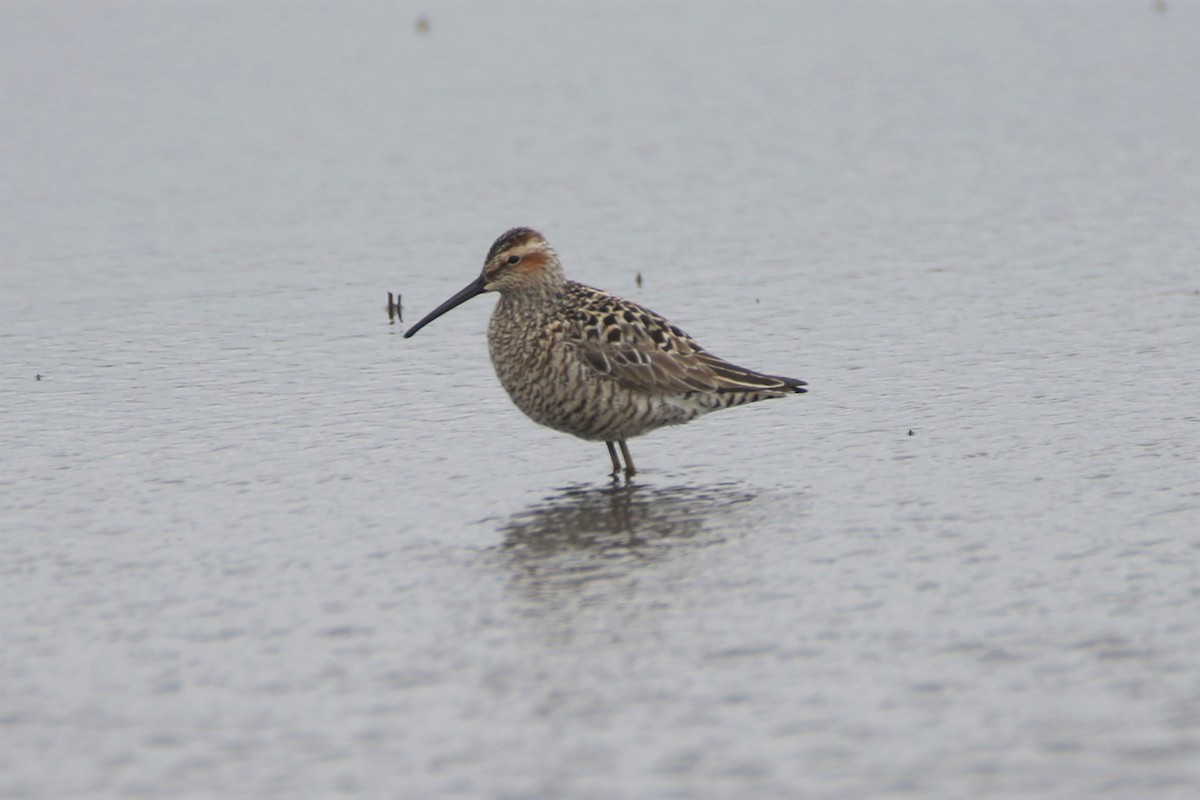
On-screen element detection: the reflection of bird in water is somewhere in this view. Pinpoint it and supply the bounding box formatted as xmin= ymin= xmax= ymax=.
xmin=496 ymin=483 xmax=758 ymax=593
xmin=404 ymin=228 xmax=807 ymax=477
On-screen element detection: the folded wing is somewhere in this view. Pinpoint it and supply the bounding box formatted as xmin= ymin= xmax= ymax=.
xmin=560 ymin=286 xmax=806 ymax=398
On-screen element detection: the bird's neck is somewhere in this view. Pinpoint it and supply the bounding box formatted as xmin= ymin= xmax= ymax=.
xmin=495 ymin=277 xmax=569 ymax=319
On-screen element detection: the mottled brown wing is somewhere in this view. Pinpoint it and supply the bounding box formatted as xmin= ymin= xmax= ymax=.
xmin=560 ymin=285 xmax=800 ymax=397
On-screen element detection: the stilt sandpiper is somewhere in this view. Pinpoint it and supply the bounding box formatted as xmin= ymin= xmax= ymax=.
xmin=404 ymin=228 xmax=807 ymax=477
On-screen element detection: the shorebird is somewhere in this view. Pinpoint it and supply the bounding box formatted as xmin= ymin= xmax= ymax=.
xmin=404 ymin=228 xmax=807 ymax=477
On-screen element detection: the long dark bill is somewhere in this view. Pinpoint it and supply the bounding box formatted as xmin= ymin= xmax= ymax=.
xmin=403 ymin=275 xmax=487 ymax=338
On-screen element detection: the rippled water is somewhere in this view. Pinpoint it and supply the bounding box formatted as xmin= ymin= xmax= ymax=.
xmin=3 ymin=1 xmax=1199 ymax=798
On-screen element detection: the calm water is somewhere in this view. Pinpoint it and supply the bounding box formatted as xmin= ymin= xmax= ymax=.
xmin=3 ymin=2 xmax=1199 ymax=798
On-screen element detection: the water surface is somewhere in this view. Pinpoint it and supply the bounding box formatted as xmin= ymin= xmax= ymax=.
xmin=2 ymin=2 xmax=1198 ymax=798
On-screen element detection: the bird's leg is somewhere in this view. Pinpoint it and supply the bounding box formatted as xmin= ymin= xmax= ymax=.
xmin=605 ymin=441 xmax=622 ymax=476
xmin=617 ymin=438 xmax=636 ymax=478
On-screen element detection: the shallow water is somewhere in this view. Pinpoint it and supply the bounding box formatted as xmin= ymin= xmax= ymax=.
xmin=3 ymin=1 xmax=1199 ymax=798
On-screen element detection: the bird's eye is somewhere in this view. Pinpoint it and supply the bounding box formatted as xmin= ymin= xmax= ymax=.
xmin=507 ymin=255 xmax=520 ymax=265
